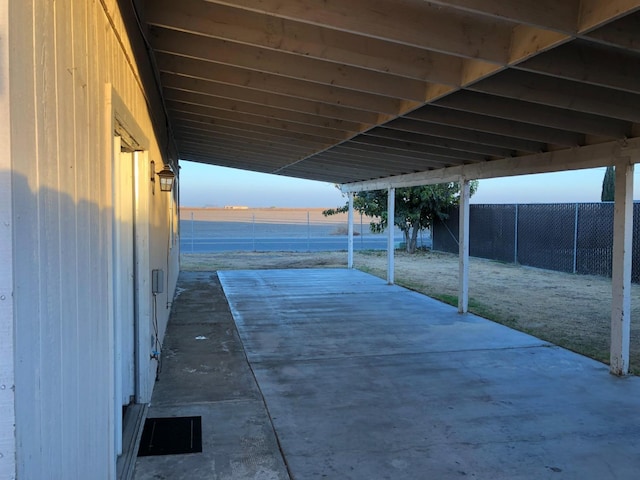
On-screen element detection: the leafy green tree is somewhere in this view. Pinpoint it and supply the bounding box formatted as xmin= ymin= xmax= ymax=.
xmin=324 ymin=182 xmax=478 ymax=253
xmin=601 ymin=166 xmax=615 ymax=202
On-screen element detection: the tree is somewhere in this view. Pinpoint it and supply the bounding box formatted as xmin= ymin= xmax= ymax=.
xmin=601 ymin=166 xmax=615 ymax=202
xmin=324 ymin=182 xmax=478 ymax=253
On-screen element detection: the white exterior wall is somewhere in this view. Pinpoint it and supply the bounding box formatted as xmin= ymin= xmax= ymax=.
xmin=0 ymin=0 xmax=16 ymax=477
xmin=8 ymin=1 xmax=178 ymax=478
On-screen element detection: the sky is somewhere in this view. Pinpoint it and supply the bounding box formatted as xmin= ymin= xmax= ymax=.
xmin=178 ymin=160 xmax=640 ymax=208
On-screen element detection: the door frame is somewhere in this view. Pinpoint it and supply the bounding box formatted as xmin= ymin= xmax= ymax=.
xmin=106 ymin=86 xmax=151 ymax=461
xmin=112 ymin=135 xmax=136 ymax=456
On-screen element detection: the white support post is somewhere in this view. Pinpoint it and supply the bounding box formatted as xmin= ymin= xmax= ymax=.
xmin=610 ymin=159 xmax=634 ymax=376
xmin=347 ymin=193 xmax=354 ymax=269
xmin=387 ymin=188 xmax=395 ymax=285
xmin=458 ymin=178 xmax=470 ymax=313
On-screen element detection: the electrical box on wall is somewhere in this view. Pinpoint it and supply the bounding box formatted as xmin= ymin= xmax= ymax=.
xmin=152 ymin=269 xmax=164 ymax=294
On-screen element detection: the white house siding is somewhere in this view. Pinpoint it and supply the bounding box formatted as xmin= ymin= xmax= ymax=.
xmin=0 ymin=0 xmax=16 ymax=478
xmin=8 ymin=1 xmax=178 ymax=479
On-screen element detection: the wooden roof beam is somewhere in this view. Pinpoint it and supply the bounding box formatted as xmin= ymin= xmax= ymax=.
xmin=435 ymin=90 xmax=631 ymax=138
xmin=177 ymin=141 xmax=300 ymax=164
xmin=350 ymin=135 xmax=487 ymax=162
xmin=271 ymin=138 xmax=467 ymax=177
xmin=155 ymin=53 xmax=412 ymax=115
xmin=290 ymin=153 xmax=444 ymax=177
xmin=406 ymin=106 xmax=584 ymax=147
xmin=328 ymin=149 xmax=458 ymax=172
xmin=424 ymin=0 xmax=581 ymax=32
xmin=175 ymin=131 xmax=317 ymax=157
xmin=177 ymin=148 xmax=293 ymax=169
xmin=341 ymin=137 xmax=640 ymax=192
xmin=384 ymin=118 xmax=544 ymax=153
xmin=185 ymin=155 xmax=295 ymax=173
xmin=150 ymin=26 xmax=433 ymax=101
xmin=515 ymin=40 xmax=640 ymax=96
xmin=169 ymin=113 xmax=342 ymax=145
xmin=331 ymin=145 xmax=445 ymax=165
xmin=292 ymin=154 xmax=413 ymax=174
xmin=318 ymin=149 xmax=435 ymax=170
xmin=205 ymin=0 xmax=513 ymax=63
xmin=166 ymin=101 xmax=356 ymax=139
xmin=339 ymin=142 xmax=468 ymax=165
xmin=160 ymin=73 xmax=385 ymax=125
xmin=579 ymin=0 xmax=640 ymax=33
xmin=163 ymin=88 xmax=367 ymax=131
xmin=470 ymin=69 xmax=640 ymax=124
xmin=277 ymin=161 xmax=377 ymax=183
xmin=175 ymin=135 xmax=323 ymax=158
xmin=173 ymin=125 xmax=329 ymax=151
xmin=583 ymin=12 xmax=640 ymax=51
xmin=178 ymin=153 xmax=283 ymax=173
xmin=365 ymin=128 xmax=514 ymax=158
xmin=508 ymin=24 xmax=569 ymax=65
xmin=177 ymin=145 xmax=307 ymax=167
xmin=148 ymin=0 xmax=464 ymax=85
xmin=177 ymin=137 xmax=305 ymax=157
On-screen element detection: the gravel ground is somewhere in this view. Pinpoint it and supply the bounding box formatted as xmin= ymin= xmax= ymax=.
xmin=181 ymin=250 xmax=640 ymax=373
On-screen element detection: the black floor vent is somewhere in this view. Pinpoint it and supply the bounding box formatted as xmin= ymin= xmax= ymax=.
xmin=137 ymin=416 xmax=202 ymax=457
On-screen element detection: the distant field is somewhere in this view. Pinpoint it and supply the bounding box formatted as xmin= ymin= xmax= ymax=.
xmin=179 ymin=207 xmax=378 ymax=239
xmin=181 ymin=207 xmax=354 ymax=224
xmin=178 ymin=207 xmax=422 ymax=253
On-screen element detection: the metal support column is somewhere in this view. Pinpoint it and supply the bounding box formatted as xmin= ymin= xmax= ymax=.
xmin=610 ymin=159 xmax=634 ymax=375
xmin=387 ymin=187 xmax=395 ymax=285
xmin=458 ymin=178 xmax=470 ymax=313
xmin=347 ymin=193 xmax=354 ymax=269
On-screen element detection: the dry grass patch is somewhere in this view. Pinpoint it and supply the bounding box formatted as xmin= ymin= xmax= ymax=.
xmin=181 ymin=250 xmax=640 ymax=373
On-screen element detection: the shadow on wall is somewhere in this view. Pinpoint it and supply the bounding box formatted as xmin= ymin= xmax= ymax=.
xmin=9 ymin=171 xmax=176 ymax=477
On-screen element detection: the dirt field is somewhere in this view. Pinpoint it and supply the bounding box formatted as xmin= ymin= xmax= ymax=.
xmin=181 ymin=250 xmax=640 ymax=373
xmin=181 ymin=207 xmax=355 ymax=224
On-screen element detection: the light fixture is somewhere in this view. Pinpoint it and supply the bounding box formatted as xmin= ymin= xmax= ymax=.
xmin=150 ymin=161 xmax=176 ymax=192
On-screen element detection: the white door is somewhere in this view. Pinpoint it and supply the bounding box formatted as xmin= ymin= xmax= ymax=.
xmin=113 ymin=136 xmax=136 ymax=455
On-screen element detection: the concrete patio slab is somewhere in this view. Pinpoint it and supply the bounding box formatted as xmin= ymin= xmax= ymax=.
xmin=218 ymin=268 xmax=640 ymax=480
xmin=148 ymin=321 xmax=259 ymax=408
xmin=133 ymin=271 xmax=289 ymax=480
xmin=134 ymin=400 xmax=288 ymax=479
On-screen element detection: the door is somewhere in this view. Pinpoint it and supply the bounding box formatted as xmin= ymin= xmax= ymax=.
xmin=113 ymin=136 xmax=136 ymax=455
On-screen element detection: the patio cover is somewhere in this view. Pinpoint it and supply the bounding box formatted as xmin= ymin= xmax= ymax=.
xmin=131 ymin=0 xmax=640 ymax=374
xmin=137 ymin=0 xmax=640 ymax=185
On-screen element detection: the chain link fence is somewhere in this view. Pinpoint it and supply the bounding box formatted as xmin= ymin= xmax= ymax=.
xmin=433 ymin=203 xmax=640 ymax=282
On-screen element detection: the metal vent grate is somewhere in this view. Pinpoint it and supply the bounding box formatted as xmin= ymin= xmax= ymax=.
xmin=137 ymin=416 xmax=202 ymax=457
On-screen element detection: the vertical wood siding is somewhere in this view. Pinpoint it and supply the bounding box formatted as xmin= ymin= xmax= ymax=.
xmin=9 ymin=0 xmax=178 ymax=478
xmin=0 ymin=1 xmax=16 ymax=478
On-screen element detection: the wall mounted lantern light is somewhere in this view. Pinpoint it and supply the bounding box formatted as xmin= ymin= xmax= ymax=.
xmin=150 ymin=161 xmax=176 ymax=192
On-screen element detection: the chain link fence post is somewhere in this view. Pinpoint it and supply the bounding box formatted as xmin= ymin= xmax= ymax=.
xmin=307 ymin=211 xmax=310 ymax=252
xmin=514 ymin=204 xmax=519 ymax=264
xmin=573 ymin=203 xmax=579 ymax=274
xmin=191 ymin=212 xmax=194 ymax=253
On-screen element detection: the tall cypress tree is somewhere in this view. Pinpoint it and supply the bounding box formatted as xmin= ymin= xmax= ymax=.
xmin=601 ymin=166 xmax=615 ymax=201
